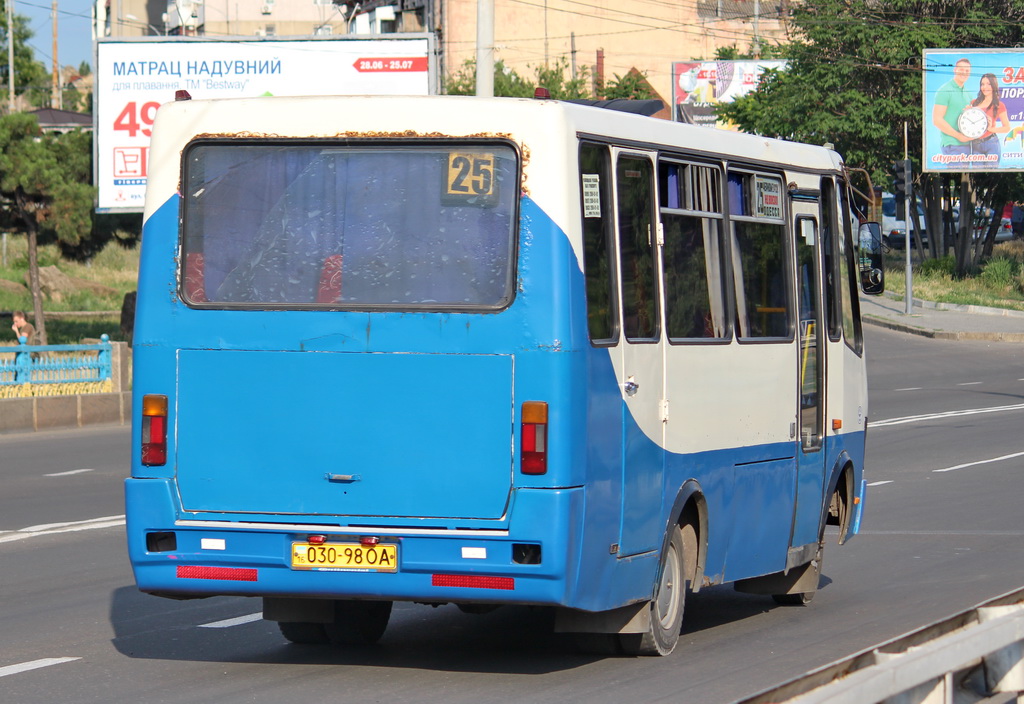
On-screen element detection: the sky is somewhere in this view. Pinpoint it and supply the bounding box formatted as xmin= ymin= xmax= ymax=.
xmin=15 ymin=0 xmax=94 ymax=72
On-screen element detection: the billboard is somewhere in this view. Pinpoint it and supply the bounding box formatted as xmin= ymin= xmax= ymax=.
xmin=924 ymin=49 xmax=1024 ymax=173
xmin=95 ymin=36 xmax=435 ymax=212
xmin=671 ymin=60 xmax=787 ymax=129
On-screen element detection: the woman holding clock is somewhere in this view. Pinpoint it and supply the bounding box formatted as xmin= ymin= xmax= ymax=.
xmin=961 ymin=73 xmax=1011 ymax=166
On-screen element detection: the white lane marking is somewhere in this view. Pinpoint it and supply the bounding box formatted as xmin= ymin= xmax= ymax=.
xmin=933 ymin=451 xmax=1024 ymax=474
xmin=956 ymin=382 xmax=983 ymax=386
xmin=44 ymin=468 xmax=95 ymax=477
xmin=867 ymin=480 xmax=894 ymax=486
xmin=199 ymin=613 xmax=263 ymax=629
xmin=872 ymin=402 xmax=1024 ymax=427
xmin=0 ymin=515 xmax=126 ymax=544
xmin=894 ymin=387 xmax=921 ymax=392
xmin=0 ymin=657 xmax=81 ymax=678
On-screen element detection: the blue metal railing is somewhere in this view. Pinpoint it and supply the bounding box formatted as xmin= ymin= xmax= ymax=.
xmin=0 ymin=334 xmax=112 ymax=386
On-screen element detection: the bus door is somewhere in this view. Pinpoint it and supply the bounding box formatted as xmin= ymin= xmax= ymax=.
xmin=792 ymin=198 xmax=826 ymax=553
xmin=612 ymin=149 xmax=666 ymax=558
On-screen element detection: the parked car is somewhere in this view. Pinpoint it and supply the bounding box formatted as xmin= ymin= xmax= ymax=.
xmin=881 ymin=193 xmax=927 ymax=248
xmin=972 ymin=206 xmax=1014 ymax=243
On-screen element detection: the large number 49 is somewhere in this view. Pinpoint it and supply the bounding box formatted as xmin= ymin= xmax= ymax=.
xmin=113 ymin=101 xmax=161 ymax=138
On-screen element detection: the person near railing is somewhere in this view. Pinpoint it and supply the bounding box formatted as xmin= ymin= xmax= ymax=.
xmin=10 ymin=311 xmax=37 ymax=345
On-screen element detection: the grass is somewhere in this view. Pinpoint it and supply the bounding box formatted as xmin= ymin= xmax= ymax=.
xmin=0 ymin=235 xmax=138 ymax=344
xmin=883 ymin=241 xmax=1024 ymax=312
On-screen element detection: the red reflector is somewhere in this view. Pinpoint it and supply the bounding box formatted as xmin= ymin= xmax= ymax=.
xmin=141 ymin=413 xmax=167 ymax=466
xmin=432 ymin=574 xmax=514 ymax=590
xmin=360 ymin=536 xmax=380 ymax=546
xmin=307 ymin=534 xmax=327 ymax=545
xmin=177 ymin=565 xmax=257 ymax=581
xmin=521 ymin=423 xmax=547 ymax=475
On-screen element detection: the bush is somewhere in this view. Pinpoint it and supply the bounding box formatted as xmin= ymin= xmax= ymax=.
xmin=918 ymin=255 xmax=956 ymax=277
xmin=980 ymin=256 xmax=1018 ymax=289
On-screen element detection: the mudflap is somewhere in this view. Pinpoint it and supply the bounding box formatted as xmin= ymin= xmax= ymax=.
xmin=554 ymin=602 xmax=650 ymax=634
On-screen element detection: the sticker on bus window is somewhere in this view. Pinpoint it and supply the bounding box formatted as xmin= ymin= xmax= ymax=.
xmin=444 ymin=152 xmax=497 ymax=206
xmin=582 ymin=174 xmax=601 ymax=218
xmin=754 ymin=176 xmax=782 ymax=219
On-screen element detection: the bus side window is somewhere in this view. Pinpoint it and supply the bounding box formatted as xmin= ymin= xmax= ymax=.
xmin=579 ymin=142 xmax=619 ymax=344
xmin=659 ymin=160 xmax=730 ymax=341
xmin=616 ymin=155 xmax=659 ymax=341
xmin=820 ymin=177 xmax=842 ymax=342
xmin=838 ymin=185 xmax=864 ymax=353
xmin=728 ymin=172 xmax=791 ymax=340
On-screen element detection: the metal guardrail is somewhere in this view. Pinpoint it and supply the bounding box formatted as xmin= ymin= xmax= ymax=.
xmin=735 ymin=587 xmax=1024 ymax=704
xmin=0 ymin=334 xmax=112 ymax=386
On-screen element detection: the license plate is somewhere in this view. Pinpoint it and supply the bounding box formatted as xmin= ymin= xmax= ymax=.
xmin=290 ymin=542 xmax=398 ymax=571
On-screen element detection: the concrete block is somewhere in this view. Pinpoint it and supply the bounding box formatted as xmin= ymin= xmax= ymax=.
xmin=0 ymin=398 xmax=36 ymax=433
xmin=35 ymin=396 xmax=79 ymax=430
xmin=79 ymin=393 xmax=123 ymax=426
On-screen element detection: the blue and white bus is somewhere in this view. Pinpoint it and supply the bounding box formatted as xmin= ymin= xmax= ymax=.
xmin=126 ymin=93 xmax=882 ymax=656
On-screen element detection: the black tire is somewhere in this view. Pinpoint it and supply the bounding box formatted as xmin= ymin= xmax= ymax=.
xmin=772 ymin=591 xmax=815 ymax=606
xmin=324 ymin=600 xmax=393 ymax=645
xmin=278 ymin=621 xmax=330 ymax=644
xmin=619 ymin=525 xmax=686 ymax=656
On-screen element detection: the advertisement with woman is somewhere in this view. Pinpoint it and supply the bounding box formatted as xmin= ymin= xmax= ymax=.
xmin=924 ymin=49 xmax=1024 ymax=172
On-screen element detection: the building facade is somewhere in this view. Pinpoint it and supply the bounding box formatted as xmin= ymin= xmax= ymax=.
xmin=96 ymin=0 xmax=789 ymax=103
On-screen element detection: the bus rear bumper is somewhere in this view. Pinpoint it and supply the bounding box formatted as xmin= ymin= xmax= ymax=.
xmin=125 ymin=477 xmax=586 ymax=608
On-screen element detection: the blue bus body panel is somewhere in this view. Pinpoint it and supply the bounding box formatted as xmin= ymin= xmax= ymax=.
xmin=176 ymin=349 xmax=514 ymax=519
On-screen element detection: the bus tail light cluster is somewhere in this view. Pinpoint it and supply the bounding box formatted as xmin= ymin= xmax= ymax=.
xmin=521 ymin=401 xmax=548 ymax=475
xmin=141 ymin=394 xmax=168 ymax=466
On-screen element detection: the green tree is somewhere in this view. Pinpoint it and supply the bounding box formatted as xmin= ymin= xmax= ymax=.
xmin=0 ymin=113 xmax=96 ymax=343
xmin=604 ymin=69 xmax=656 ymax=100
xmin=445 ymin=56 xmax=590 ymax=99
xmin=716 ymin=0 xmax=1024 ymax=274
xmin=0 ymin=1 xmax=52 ymax=108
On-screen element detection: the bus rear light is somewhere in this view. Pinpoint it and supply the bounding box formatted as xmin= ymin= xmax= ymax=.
xmin=141 ymin=394 xmax=168 ymax=466
xmin=432 ymin=574 xmax=514 ymax=590
xmin=307 ymin=534 xmax=327 ymax=545
xmin=177 ymin=565 xmax=257 ymax=582
xmin=521 ymin=401 xmax=548 ymax=475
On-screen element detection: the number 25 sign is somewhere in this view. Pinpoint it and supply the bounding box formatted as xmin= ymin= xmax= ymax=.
xmin=444 ymin=152 xmax=497 ymax=206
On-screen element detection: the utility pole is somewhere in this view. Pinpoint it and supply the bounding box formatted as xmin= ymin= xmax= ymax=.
xmin=51 ymin=0 xmax=60 ymax=109
xmin=474 ymin=0 xmax=493 ymax=97
xmin=570 ymin=32 xmax=576 ymax=82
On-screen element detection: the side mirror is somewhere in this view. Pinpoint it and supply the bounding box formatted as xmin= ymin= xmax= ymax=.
xmin=858 ymin=222 xmax=885 ymax=295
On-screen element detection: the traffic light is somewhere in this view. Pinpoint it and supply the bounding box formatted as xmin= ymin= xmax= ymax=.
xmin=891 ymin=159 xmax=911 ymax=220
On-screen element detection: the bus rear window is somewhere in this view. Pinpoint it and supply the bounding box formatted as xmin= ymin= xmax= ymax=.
xmin=181 ymin=142 xmax=519 ymax=310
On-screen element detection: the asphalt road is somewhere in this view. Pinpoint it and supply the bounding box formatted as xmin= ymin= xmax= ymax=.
xmin=2 ymin=325 xmax=1023 ymax=704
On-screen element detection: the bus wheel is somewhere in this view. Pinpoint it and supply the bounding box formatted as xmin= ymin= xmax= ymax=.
xmin=325 ymin=600 xmax=393 ymax=645
xmin=772 ymin=591 xmax=815 ymax=606
xmin=620 ymin=524 xmax=686 ymax=656
xmin=278 ymin=621 xmax=329 ymax=644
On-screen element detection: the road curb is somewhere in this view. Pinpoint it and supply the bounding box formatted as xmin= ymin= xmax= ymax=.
xmin=0 ymin=392 xmax=131 ymax=434
xmin=862 ymin=314 xmax=1024 ymax=342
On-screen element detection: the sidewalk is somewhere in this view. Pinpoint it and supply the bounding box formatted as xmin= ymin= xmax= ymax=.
xmin=860 ymin=292 xmax=1024 ymax=342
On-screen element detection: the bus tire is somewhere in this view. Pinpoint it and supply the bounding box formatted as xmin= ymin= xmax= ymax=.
xmin=278 ymin=621 xmax=330 ymax=644
xmin=772 ymin=592 xmax=815 ymax=606
xmin=325 ymin=600 xmax=392 ymax=645
xmin=620 ymin=524 xmax=687 ymax=656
